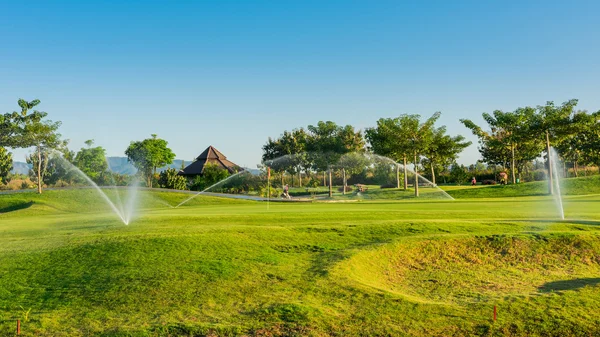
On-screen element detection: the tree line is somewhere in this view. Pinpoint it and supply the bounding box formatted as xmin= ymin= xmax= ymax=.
xmin=262 ymin=114 xmax=471 ymax=197
xmin=461 ymin=99 xmax=600 ymax=194
xmin=261 ymin=99 xmax=600 ymax=196
xmin=2 ymin=97 xmax=599 ymax=195
xmin=0 ymin=99 xmax=184 ymax=193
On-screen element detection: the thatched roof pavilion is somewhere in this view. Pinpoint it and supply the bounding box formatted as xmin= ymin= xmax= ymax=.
xmin=179 ymin=146 xmax=240 ymax=177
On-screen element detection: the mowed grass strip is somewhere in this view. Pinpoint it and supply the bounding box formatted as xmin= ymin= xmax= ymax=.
xmin=0 ymin=180 xmax=599 ymax=336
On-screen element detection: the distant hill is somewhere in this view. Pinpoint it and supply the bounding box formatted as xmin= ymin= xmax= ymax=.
xmin=10 ymin=161 xmax=32 ymax=175
xmin=11 ymin=157 xmax=189 ymax=176
xmin=106 ymin=157 xmax=188 ymax=175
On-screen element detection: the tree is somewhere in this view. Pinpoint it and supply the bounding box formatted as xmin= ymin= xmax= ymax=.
xmin=0 ymin=147 xmax=12 ymax=184
xmin=1 ymin=99 xmax=47 ymax=148
xmin=306 ymin=121 xmax=364 ymax=197
xmin=337 ymin=152 xmax=369 ymax=194
xmin=125 ymin=134 xmax=175 ymax=188
xmin=158 ymin=168 xmax=187 ymax=190
xmin=555 ymin=110 xmax=599 ymax=176
xmin=45 ymin=141 xmax=81 ymax=186
xmin=421 ymin=126 xmax=471 ymax=185
xmin=450 ymin=164 xmax=470 ymax=185
xmin=365 ymin=117 xmax=411 ymax=190
xmin=461 ymin=107 xmax=541 ymax=184
xmin=402 ymin=113 xmax=440 ymax=197
xmin=533 ymin=99 xmax=578 ymax=194
xmin=581 ymin=111 xmax=600 ymax=166
xmin=261 ymin=129 xmax=309 ymax=187
xmin=74 ymin=140 xmax=109 ymax=182
xmin=21 ymin=113 xmax=63 ymax=194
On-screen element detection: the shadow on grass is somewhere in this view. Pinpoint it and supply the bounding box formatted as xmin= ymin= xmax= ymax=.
xmin=0 ymin=201 xmax=34 ymax=213
xmin=538 ymin=278 xmax=600 ymax=293
xmin=509 ymin=219 xmax=600 ymax=226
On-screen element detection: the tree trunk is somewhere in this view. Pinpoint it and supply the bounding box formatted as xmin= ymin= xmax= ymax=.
xmin=563 ymin=162 xmax=566 ymax=178
xmin=396 ymin=163 xmax=400 ymax=189
xmin=546 ymin=130 xmax=553 ymax=195
xmin=574 ymin=162 xmax=578 ymax=177
xmin=37 ymin=145 xmax=42 ymax=194
xmin=328 ymin=169 xmax=333 ymax=198
xmin=323 ymin=171 xmax=326 ymax=186
xmin=403 ymin=155 xmax=408 ymax=190
xmin=299 ymin=171 xmax=302 ymax=187
xmin=281 ymin=172 xmax=284 ymax=187
xmin=414 ymin=153 xmax=419 ymax=197
xmin=511 ymin=144 xmax=516 ymax=184
xmin=342 ymin=168 xmax=346 ymax=195
xmin=430 ymin=163 xmax=436 ymax=186
xmin=291 ymin=173 xmax=294 ymax=187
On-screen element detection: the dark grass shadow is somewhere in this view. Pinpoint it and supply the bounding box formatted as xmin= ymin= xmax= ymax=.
xmin=538 ymin=278 xmax=600 ymax=293
xmin=0 ymin=201 xmax=34 ymax=213
xmin=508 ymin=219 xmax=600 ymax=226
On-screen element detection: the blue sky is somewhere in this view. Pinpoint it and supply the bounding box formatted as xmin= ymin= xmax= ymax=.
xmin=2 ymin=0 xmax=599 ymax=167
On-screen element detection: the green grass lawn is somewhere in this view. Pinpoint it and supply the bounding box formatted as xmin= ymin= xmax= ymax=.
xmin=0 ymin=179 xmax=599 ymax=336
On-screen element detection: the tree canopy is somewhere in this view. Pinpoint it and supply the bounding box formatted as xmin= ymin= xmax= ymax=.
xmin=125 ymin=134 xmax=175 ymax=188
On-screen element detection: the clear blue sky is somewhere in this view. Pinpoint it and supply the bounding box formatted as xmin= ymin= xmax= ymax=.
xmin=2 ymin=0 xmax=599 ymax=167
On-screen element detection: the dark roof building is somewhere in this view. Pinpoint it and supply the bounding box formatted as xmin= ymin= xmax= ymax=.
xmin=179 ymin=146 xmax=240 ymax=176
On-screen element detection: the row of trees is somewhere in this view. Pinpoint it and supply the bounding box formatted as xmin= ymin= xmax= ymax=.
xmin=262 ymin=114 xmax=471 ymax=196
xmin=262 ymin=121 xmax=365 ymax=197
xmin=0 ymin=99 xmax=183 ymax=193
xmin=3 ymin=97 xmax=599 ymax=195
xmin=461 ymin=99 xmax=600 ymax=194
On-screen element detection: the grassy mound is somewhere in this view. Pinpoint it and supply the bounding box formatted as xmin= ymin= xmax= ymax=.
xmin=339 ymin=234 xmax=600 ymax=303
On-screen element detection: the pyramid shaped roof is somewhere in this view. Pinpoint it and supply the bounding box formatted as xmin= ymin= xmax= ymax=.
xmin=196 ymin=145 xmax=227 ymax=161
xmin=180 ymin=145 xmax=240 ymax=176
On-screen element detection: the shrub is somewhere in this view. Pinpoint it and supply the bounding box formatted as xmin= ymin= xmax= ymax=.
xmin=53 ymin=179 xmax=71 ymax=188
xmin=337 ymin=186 xmax=353 ymax=192
xmin=482 ymin=180 xmax=496 ymax=185
xmin=260 ymin=185 xmax=280 ymax=198
xmin=158 ymin=168 xmax=187 ymax=190
xmin=307 ymin=178 xmax=320 ymax=188
xmin=380 ymin=183 xmax=397 ymax=189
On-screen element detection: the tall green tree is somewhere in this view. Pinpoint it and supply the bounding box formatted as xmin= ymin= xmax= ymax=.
xmin=533 ymin=99 xmax=578 ymax=194
xmin=365 ymin=117 xmax=411 ymax=190
xmin=306 ymin=121 xmax=364 ymax=197
xmin=581 ymin=111 xmax=600 ymax=166
xmin=125 ymin=134 xmax=175 ymax=188
xmin=421 ymin=126 xmax=471 ymax=185
xmin=555 ymin=110 xmax=599 ymax=176
xmin=401 ymin=112 xmax=440 ymax=197
xmin=261 ymin=129 xmax=308 ymax=187
xmin=1 ymin=99 xmax=64 ymax=192
xmin=1 ymin=99 xmax=47 ymax=148
xmin=461 ymin=107 xmax=541 ymax=184
xmin=0 ymin=147 xmax=12 ymax=184
xmin=21 ymin=114 xmax=63 ymax=194
xmin=74 ymin=140 xmax=109 ymax=182
xmin=274 ymin=128 xmax=309 ymax=186
xmin=337 ymin=152 xmax=369 ymax=194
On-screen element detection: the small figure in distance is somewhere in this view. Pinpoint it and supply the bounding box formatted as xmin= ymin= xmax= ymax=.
xmin=471 ymin=177 xmax=477 ymax=186
xmin=282 ymin=184 xmax=291 ymax=199
xmin=499 ymin=172 xmax=507 ymax=185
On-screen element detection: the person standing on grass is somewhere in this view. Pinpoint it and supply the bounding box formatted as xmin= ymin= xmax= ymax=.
xmin=471 ymin=177 xmax=477 ymax=186
xmin=283 ymin=184 xmax=290 ymax=199
xmin=499 ymin=172 xmax=507 ymax=185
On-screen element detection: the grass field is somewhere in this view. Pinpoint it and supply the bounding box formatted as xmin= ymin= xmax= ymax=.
xmin=1 ymin=177 xmax=600 ymax=336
